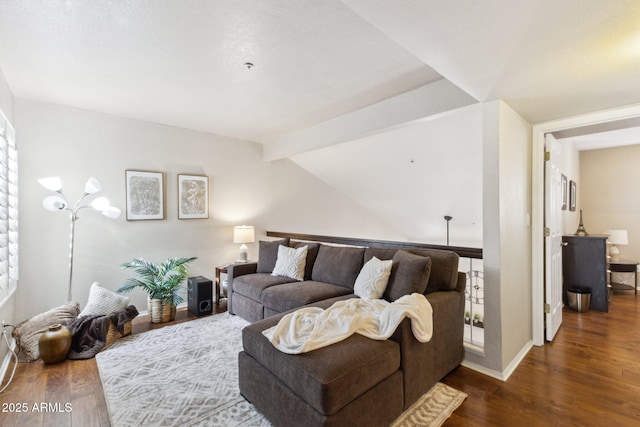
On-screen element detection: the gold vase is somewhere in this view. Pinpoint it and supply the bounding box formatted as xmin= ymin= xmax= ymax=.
xmin=39 ymin=324 xmax=72 ymax=364
xmin=147 ymin=297 xmax=176 ymax=323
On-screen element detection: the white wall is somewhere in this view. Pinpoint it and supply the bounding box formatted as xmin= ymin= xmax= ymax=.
xmin=0 ymin=66 xmax=16 ymax=367
xmin=465 ymin=100 xmax=532 ymax=376
xmin=497 ymin=102 xmax=532 ymax=370
xmin=581 ymin=144 xmax=640 ymax=261
xmin=15 ymin=100 xmax=401 ymax=319
xmin=290 ymin=104 xmax=484 ymax=247
xmin=560 ymin=139 xmax=581 ymax=234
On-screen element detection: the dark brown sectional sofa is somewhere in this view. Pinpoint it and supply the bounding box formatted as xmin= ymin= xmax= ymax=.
xmin=228 ymin=238 xmax=465 ymax=427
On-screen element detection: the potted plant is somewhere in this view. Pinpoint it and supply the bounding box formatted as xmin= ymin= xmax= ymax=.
xmin=473 ymin=313 xmax=484 ymax=329
xmin=118 ymin=256 xmax=197 ymax=323
xmin=464 ymin=311 xmax=471 ymax=325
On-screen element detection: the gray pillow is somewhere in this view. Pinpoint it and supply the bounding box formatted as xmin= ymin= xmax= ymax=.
xmin=384 ymin=250 xmax=432 ymax=302
xmin=311 ymin=245 xmax=365 ymax=288
xmin=256 ymin=238 xmax=290 ymax=273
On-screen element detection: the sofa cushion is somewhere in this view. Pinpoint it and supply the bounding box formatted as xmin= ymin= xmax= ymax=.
xmin=364 ymin=247 xmax=459 ymax=293
xmin=405 ymin=249 xmax=458 ymax=293
xmin=384 ymin=250 xmax=432 ymax=302
xmin=354 ymin=257 xmax=393 ymax=299
xmin=242 ymin=317 xmax=400 ymax=415
xmin=290 ymin=241 xmax=320 ymax=280
xmin=262 ymin=281 xmax=353 ymax=314
xmin=272 ymin=245 xmax=308 ymax=281
xmin=257 ymin=238 xmax=290 ymax=273
xmin=232 ymin=273 xmax=297 ymax=302
xmin=311 ymin=245 xmax=365 ymax=289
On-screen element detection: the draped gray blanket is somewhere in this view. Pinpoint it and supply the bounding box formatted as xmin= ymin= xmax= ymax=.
xmin=67 ymin=305 xmax=139 ymax=360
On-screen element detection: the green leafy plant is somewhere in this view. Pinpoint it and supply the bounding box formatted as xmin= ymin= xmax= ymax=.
xmin=117 ymin=257 xmax=197 ymax=306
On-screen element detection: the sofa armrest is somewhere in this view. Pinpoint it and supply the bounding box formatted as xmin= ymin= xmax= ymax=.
xmin=392 ymin=288 xmax=465 ymax=409
xmin=227 ymin=262 xmax=258 ymax=314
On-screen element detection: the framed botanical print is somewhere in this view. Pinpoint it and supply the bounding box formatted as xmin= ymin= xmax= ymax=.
xmin=178 ymin=174 xmax=209 ymax=219
xmin=569 ymin=180 xmax=577 ymax=212
xmin=125 ymin=170 xmax=165 ymax=220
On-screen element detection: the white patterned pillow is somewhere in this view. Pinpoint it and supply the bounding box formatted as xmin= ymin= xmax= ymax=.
xmin=79 ymin=282 xmax=130 ymax=317
xmin=271 ymin=245 xmax=308 ymax=281
xmin=354 ymin=257 xmax=393 ymax=299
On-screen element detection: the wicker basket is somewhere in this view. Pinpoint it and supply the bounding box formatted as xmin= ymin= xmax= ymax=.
xmin=104 ymin=320 xmax=132 ymax=349
xmin=147 ymin=298 xmax=176 ymax=324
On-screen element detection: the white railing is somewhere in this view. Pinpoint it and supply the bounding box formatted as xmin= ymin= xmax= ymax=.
xmin=460 ymin=257 xmax=484 ymax=348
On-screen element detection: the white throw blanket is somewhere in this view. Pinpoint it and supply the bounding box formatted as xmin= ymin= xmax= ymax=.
xmin=262 ymin=293 xmax=433 ymax=354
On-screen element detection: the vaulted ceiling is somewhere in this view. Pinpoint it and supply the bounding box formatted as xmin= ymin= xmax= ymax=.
xmin=0 ymin=0 xmax=639 ymax=153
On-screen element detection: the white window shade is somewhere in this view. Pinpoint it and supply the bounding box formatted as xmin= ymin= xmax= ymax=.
xmin=0 ymin=112 xmax=18 ymax=307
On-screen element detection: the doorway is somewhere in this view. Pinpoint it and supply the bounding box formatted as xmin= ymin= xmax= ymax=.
xmin=531 ymin=103 xmax=640 ymax=346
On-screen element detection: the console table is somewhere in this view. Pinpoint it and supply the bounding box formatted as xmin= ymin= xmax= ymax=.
xmin=609 ymin=260 xmax=639 ymax=295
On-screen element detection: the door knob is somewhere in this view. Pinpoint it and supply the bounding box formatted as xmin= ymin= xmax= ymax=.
xmin=561 ymin=242 xmax=568 ymax=247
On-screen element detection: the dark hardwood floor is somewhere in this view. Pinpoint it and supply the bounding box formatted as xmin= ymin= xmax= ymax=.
xmin=1 ymin=294 xmax=639 ymax=426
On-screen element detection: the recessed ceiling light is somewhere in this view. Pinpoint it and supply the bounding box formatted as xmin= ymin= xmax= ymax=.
xmin=244 ymin=62 xmax=254 ymax=69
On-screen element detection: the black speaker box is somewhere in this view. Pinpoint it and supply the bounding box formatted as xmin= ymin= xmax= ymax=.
xmin=187 ymin=276 xmax=213 ymax=316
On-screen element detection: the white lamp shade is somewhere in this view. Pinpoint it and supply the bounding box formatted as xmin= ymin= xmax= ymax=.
xmin=233 ymin=225 xmax=255 ymax=244
xmin=607 ymin=229 xmax=629 ymax=245
xmin=84 ymin=177 xmax=102 ymax=194
xmin=38 ymin=177 xmax=63 ymax=192
xmin=91 ymin=196 xmax=111 ymax=211
xmin=42 ymin=195 xmax=67 ymax=211
xmin=101 ymin=206 xmax=121 ymax=219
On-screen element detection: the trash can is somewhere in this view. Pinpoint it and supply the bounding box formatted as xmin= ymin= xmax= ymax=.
xmin=567 ymin=288 xmax=591 ymax=312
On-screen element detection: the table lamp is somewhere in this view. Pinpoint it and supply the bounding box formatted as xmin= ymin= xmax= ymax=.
xmin=607 ymin=229 xmax=628 ymax=262
xmin=233 ymin=225 xmax=255 ymax=262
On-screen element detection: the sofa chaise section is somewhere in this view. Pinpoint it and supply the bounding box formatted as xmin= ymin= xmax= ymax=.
xmin=231 ymin=239 xmax=466 ymax=426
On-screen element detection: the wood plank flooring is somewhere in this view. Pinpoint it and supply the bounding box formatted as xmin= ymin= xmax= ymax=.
xmin=1 ymin=295 xmax=639 ymax=426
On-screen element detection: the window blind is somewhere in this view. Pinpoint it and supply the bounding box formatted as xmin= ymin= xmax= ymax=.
xmin=0 ymin=111 xmax=17 ymax=308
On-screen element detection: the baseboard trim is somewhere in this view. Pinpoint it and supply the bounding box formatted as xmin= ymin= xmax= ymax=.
xmin=461 ymin=340 xmax=533 ymax=382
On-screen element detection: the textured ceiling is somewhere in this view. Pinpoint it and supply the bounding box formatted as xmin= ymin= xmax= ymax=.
xmin=0 ymin=0 xmax=639 ymax=148
xmin=0 ymin=0 xmax=440 ymax=143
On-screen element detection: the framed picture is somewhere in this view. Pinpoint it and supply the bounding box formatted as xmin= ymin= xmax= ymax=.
xmin=178 ymin=174 xmax=209 ymax=219
xmin=561 ymin=174 xmax=568 ymax=210
xmin=125 ymin=170 xmax=165 ymax=220
xmin=569 ymin=180 xmax=577 ymax=212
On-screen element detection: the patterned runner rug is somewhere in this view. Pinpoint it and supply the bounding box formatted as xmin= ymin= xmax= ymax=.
xmin=96 ymin=312 xmax=466 ymax=427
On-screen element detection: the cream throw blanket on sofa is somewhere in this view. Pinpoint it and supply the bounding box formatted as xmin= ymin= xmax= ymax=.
xmin=262 ymin=293 xmax=433 ymax=354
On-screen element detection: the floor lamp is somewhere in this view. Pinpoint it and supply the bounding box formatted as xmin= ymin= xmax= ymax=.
xmin=39 ymin=176 xmax=121 ymax=301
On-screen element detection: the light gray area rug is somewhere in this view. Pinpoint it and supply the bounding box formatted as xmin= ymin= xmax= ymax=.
xmin=96 ymin=312 xmax=466 ymax=427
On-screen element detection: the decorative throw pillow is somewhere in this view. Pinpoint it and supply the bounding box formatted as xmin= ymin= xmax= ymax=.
xmin=354 ymin=256 xmax=393 ymax=299
xmin=13 ymin=301 xmax=81 ymax=362
xmin=257 ymin=238 xmax=290 ymax=273
xmin=79 ymin=282 xmax=130 ymax=318
xmin=289 ymin=241 xmax=320 ymax=280
xmin=271 ymin=245 xmax=308 ymax=281
xmin=384 ymin=250 xmax=432 ymax=302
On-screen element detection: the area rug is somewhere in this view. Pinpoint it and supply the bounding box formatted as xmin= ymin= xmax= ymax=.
xmin=96 ymin=312 xmax=466 ymax=427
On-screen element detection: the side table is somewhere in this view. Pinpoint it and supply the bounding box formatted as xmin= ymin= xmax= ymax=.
xmin=609 ymin=260 xmax=638 ymax=295
xmin=215 ymin=265 xmax=229 ymax=304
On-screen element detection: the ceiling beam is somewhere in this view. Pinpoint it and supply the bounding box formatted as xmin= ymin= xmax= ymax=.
xmin=263 ymin=79 xmax=477 ymax=161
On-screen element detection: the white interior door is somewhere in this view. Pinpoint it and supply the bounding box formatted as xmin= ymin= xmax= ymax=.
xmin=544 ymin=134 xmax=563 ymax=341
